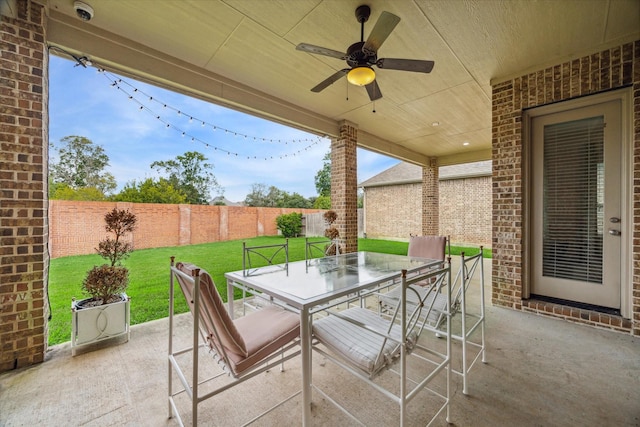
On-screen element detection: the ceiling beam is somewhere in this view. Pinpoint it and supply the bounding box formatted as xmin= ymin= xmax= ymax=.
xmin=357 ymin=130 xmax=431 ymax=166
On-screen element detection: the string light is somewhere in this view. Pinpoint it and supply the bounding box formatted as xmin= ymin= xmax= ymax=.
xmin=101 ymin=71 xmax=321 ymax=146
xmin=50 ymin=45 xmax=328 ymax=161
xmin=105 ymin=77 xmax=323 ymax=159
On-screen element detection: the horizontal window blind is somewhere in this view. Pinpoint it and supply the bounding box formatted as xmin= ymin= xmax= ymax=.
xmin=542 ymin=116 xmax=604 ymax=284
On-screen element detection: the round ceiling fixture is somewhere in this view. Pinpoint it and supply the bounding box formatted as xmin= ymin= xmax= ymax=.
xmin=347 ymin=66 xmax=376 ymax=86
xmin=74 ymin=1 xmax=94 ymax=21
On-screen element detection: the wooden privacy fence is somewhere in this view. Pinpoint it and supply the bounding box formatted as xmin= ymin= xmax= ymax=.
xmin=48 ymin=200 xmax=324 ymax=259
xmin=302 ymin=210 xmax=364 ymax=238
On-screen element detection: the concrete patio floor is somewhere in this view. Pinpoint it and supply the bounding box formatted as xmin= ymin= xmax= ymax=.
xmin=1 ymin=259 xmax=639 ymax=426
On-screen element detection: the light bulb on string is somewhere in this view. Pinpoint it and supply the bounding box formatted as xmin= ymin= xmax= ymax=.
xmin=95 ymin=68 xmax=327 ymax=161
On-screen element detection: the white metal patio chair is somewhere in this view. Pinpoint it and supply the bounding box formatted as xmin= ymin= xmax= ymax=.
xmin=239 ymin=240 xmax=289 ymax=313
xmin=304 ymin=237 xmax=332 ymax=263
xmin=168 ymin=258 xmax=301 ymax=426
xmin=242 ymin=239 xmax=289 ymax=276
xmin=379 ymin=247 xmax=487 ymax=395
xmin=311 ymin=264 xmax=452 ymax=426
xmin=377 ymin=235 xmax=448 ymax=325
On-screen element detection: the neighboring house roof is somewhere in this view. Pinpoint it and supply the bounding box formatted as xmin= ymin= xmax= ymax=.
xmin=210 ymin=196 xmax=244 ymax=206
xmin=359 ymin=160 xmax=492 ymax=188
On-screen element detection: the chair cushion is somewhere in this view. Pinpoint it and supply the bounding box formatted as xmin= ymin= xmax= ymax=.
xmin=407 ymin=235 xmax=446 ymax=261
xmin=231 ymin=306 xmax=300 ymax=375
xmin=313 ymin=307 xmax=417 ymax=376
xmin=176 ymin=262 xmax=247 ymax=357
xmin=175 ymin=262 xmax=300 ymax=376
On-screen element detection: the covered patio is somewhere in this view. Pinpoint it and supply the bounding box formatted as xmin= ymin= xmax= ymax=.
xmin=1 ymin=2 xmax=639 ymax=424
xmin=1 ymin=259 xmax=639 ymax=426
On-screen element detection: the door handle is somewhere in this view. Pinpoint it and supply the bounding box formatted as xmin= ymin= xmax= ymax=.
xmin=608 ymin=229 xmax=621 ymax=236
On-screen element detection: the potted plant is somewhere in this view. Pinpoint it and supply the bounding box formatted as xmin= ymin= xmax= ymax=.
xmin=71 ymin=207 xmax=137 ymax=355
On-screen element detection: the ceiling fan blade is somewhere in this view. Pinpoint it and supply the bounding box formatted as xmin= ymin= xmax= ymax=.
xmin=311 ymin=69 xmax=349 ymax=92
xmin=377 ymin=58 xmax=435 ymax=73
xmin=362 ymin=11 xmax=401 ymax=55
xmin=296 ymin=43 xmax=347 ymax=60
xmin=365 ymin=80 xmax=383 ymax=101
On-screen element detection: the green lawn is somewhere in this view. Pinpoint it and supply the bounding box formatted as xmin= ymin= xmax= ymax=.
xmin=48 ymin=236 xmax=491 ymax=345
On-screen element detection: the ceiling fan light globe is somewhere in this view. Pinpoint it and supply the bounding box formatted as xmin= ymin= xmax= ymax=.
xmin=347 ymin=67 xmax=375 ymax=86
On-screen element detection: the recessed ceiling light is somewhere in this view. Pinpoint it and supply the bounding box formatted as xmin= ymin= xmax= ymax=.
xmin=431 ymin=121 xmax=440 ymax=127
xmin=463 ymin=141 xmax=470 ymax=146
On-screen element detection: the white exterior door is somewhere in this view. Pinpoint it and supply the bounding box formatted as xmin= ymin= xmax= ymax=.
xmin=531 ymin=100 xmax=622 ymax=309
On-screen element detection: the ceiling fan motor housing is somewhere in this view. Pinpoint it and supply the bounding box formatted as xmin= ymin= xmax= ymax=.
xmin=347 ymin=41 xmax=376 ymax=68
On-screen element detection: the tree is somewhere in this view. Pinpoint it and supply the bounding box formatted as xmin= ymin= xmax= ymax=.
xmin=50 ymin=182 xmax=107 ymax=201
xmin=280 ymin=192 xmax=312 ymax=209
xmin=245 ymin=184 xmax=317 ymax=208
xmin=150 ymin=151 xmax=222 ymax=205
xmin=244 ymin=183 xmax=284 ymax=207
xmin=313 ymin=195 xmax=331 ymax=209
xmin=50 ymin=135 xmax=117 ymax=195
xmin=244 ymin=183 xmax=268 ymax=207
xmin=112 ymin=178 xmax=187 ymax=204
xmin=314 ymin=151 xmax=331 ymax=197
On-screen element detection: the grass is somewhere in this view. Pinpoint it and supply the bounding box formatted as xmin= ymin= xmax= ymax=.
xmin=48 ymin=236 xmax=491 ymax=346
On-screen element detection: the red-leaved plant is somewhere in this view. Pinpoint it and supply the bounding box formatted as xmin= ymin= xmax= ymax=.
xmin=323 ymin=210 xmax=342 ymax=255
xmin=81 ymin=208 xmax=137 ymax=305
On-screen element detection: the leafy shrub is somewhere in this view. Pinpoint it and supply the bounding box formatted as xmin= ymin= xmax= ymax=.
xmin=82 ymin=265 xmax=129 ymax=303
xmin=276 ymin=212 xmax=302 ymax=238
xmin=82 ymin=208 xmax=137 ymax=304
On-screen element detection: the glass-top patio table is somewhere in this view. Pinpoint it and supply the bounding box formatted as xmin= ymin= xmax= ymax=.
xmin=225 ymin=251 xmax=441 ymax=426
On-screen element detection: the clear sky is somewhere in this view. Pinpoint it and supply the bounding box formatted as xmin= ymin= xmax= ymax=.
xmin=49 ymin=55 xmax=399 ymax=203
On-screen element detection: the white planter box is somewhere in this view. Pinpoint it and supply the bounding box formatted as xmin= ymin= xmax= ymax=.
xmin=71 ymin=293 xmax=130 ymax=356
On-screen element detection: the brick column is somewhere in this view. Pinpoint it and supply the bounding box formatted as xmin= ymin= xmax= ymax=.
xmin=0 ymin=0 xmax=49 ymax=372
xmin=331 ymin=121 xmax=358 ymax=253
xmin=421 ymin=158 xmax=439 ymax=235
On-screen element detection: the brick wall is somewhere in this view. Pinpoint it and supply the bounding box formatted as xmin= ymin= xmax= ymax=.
xmin=364 ymin=182 xmax=423 ymax=238
xmin=48 ymin=200 xmax=322 ymax=258
xmin=492 ymin=40 xmax=639 ymax=335
xmin=363 ymin=175 xmax=492 ymax=246
xmin=0 ymin=0 xmax=49 ymax=371
xmin=440 ymin=175 xmax=492 ymax=246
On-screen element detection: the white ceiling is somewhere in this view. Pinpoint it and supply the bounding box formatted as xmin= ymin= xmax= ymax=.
xmin=45 ymin=0 xmax=640 ymax=166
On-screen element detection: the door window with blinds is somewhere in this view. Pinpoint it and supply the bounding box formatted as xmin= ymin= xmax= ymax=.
xmin=530 ymin=98 xmax=621 ymax=310
xmin=542 ymin=117 xmax=604 ymax=284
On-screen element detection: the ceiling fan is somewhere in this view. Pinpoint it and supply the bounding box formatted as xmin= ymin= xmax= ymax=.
xmin=296 ymin=5 xmax=434 ymax=101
